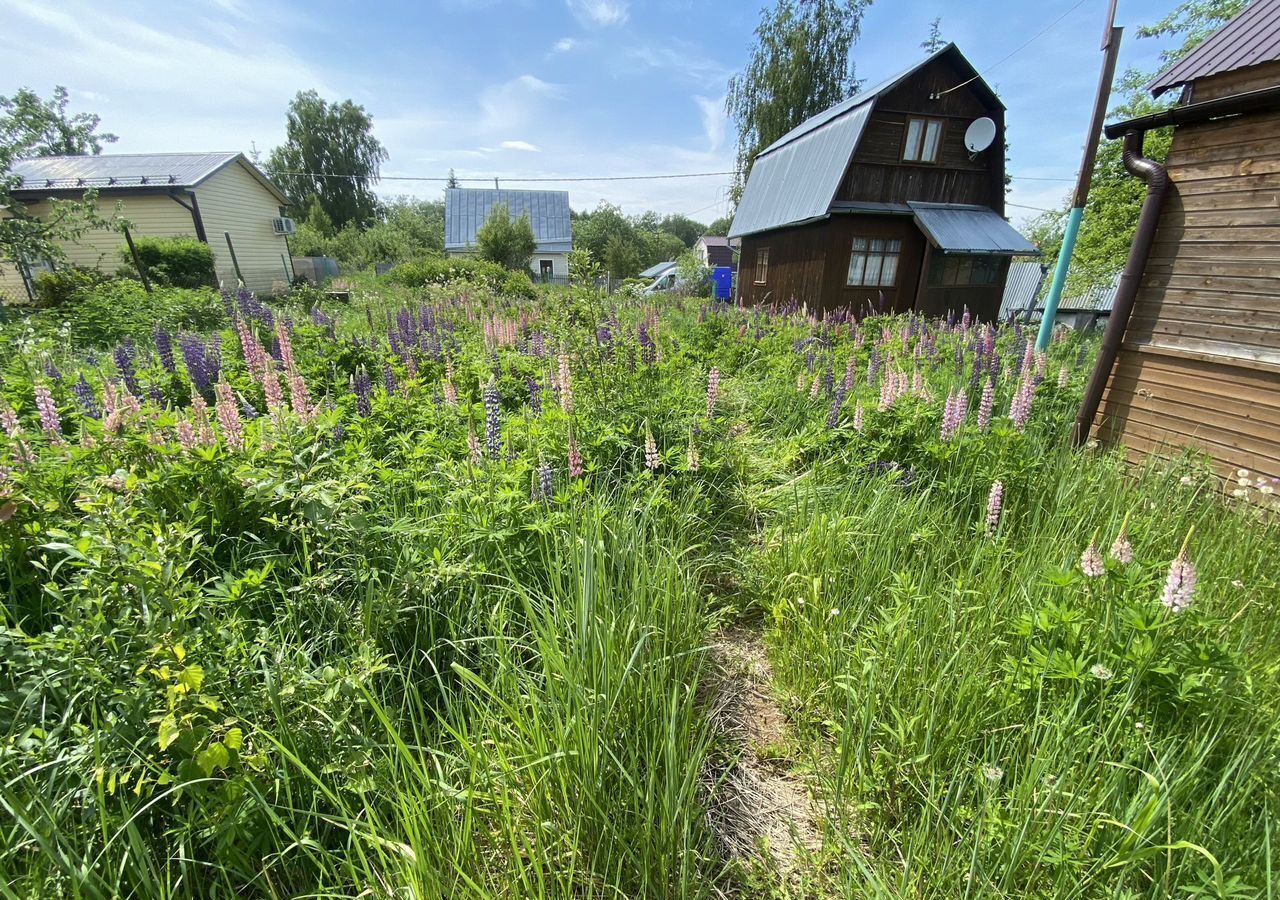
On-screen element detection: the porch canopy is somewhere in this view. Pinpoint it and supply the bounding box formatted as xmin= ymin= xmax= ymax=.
xmin=909 ymin=202 xmax=1039 ymax=256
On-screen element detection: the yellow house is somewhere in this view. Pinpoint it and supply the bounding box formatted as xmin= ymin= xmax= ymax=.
xmin=1 ymin=152 xmax=295 ymax=301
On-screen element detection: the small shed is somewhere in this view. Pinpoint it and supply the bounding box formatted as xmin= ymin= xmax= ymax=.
xmin=0 ymin=152 xmax=294 ymax=299
xmin=694 ymin=235 xmax=737 ymax=270
xmin=1076 ymin=0 xmax=1280 ymax=491
xmin=445 ymin=188 xmax=572 ymax=282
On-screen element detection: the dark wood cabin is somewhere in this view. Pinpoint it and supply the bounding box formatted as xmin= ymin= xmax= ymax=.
xmin=729 ymin=44 xmax=1038 ymax=320
xmin=1083 ymin=0 xmax=1280 ymax=489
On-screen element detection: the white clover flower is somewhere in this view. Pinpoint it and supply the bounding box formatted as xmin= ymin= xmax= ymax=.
xmin=1237 ymin=477 xmax=1251 ymax=487
xmin=1231 ymin=579 xmax=1244 ymax=588
xmin=1261 ymin=484 xmax=1274 ymax=496
xmin=1237 ymin=468 xmax=1250 ymax=478
xmin=1090 ymin=663 xmax=1114 ymax=681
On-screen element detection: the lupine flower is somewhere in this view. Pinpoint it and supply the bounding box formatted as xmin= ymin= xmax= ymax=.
xmin=34 ymin=385 xmax=63 ymax=443
xmin=809 ymin=372 xmax=822 ymax=399
xmin=1009 ymin=374 xmax=1034 ymax=431
xmin=568 ymin=429 xmax=584 ymax=477
xmin=1160 ymin=539 xmax=1197 ymax=613
xmin=215 ymin=382 xmax=244 ymax=450
xmin=827 ymin=385 xmax=846 ymax=429
xmin=236 ymin=318 xmax=269 ymax=386
xmin=483 ymin=379 xmax=501 ymax=460
xmin=977 ymin=377 xmax=995 ymax=432
xmin=1110 ymin=516 xmax=1133 ymax=564
xmin=353 ymin=368 xmax=372 ymax=416
xmin=263 ymin=367 xmax=287 ymax=428
xmin=686 ymin=431 xmax=700 ymax=472
xmin=382 ymin=363 xmax=398 ymax=397
xmin=558 ymin=353 xmax=573 ymax=414
xmin=175 ymin=418 xmax=198 ymax=452
xmin=114 ymin=343 xmax=141 ymax=396
xmin=1080 ymin=540 xmax=1105 ymax=578
xmin=1058 ymin=366 xmax=1070 ymax=387
xmin=637 ymin=322 xmax=656 ymax=365
xmin=289 ymin=372 xmax=315 ymax=424
xmin=467 ymin=422 xmax=482 ymax=464
xmin=443 ymin=360 xmax=459 ymax=408
xmin=706 ymin=367 xmax=720 ymax=420
xmin=189 ymin=392 xmax=215 ymax=445
xmin=527 ymin=377 xmax=542 ymax=416
xmin=853 ymin=402 xmax=865 ymax=433
xmin=644 ymin=424 xmax=659 ymax=470
xmin=73 ymin=373 xmax=100 ymax=419
xmin=535 ymin=462 xmax=554 ymax=500
xmin=181 ymin=334 xmax=216 ymax=398
xmin=154 ymin=326 xmax=176 ymax=373
xmin=961 ymin=307 xmax=971 ymax=330
xmin=42 ymin=356 xmax=63 ymax=383
xmin=941 ymin=389 xmax=967 ymax=440
xmin=985 ymin=480 xmax=1003 ymax=537
xmin=843 ymin=356 xmax=856 ymax=393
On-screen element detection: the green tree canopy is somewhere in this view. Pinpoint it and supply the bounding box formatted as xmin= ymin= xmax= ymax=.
xmin=0 ymin=86 xmax=117 ymax=157
xmin=726 ymin=0 xmax=870 ymax=199
xmin=705 ymin=215 xmax=734 ymax=237
xmin=475 ymin=202 xmax=537 ymax=271
xmin=656 ymin=214 xmax=707 ymax=247
xmin=266 ymin=90 xmax=388 ymax=230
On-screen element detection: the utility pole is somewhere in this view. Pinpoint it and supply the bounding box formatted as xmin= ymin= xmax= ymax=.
xmin=1036 ymin=0 xmax=1123 ymax=351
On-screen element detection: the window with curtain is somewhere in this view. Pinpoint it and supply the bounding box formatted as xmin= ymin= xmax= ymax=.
xmin=754 ymin=248 xmax=769 ymax=284
xmin=903 ymin=117 xmax=943 ymax=163
xmin=847 ymin=237 xmax=902 ymax=287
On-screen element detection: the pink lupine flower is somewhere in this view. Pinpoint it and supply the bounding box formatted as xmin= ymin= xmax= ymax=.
xmin=263 ymin=367 xmax=287 ymax=427
xmin=706 ymin=367 xmax=720 ymax=419
xmin=558 ymin=353 xmax=573 ymax=414
xmin=276 ymin=319 xmax=297 ymax=375
xmin=853 ymin=402 xmax=865 ymax=433
xmin=467 ymin=422 xmax=482 ymax=464
xmin=190 ymin=392 xmax=216 ymax=445
xmin=34 ymin=385 xmax=62 ymax=442
xmin=237 ymin=318 xmax=269 ymax=385
xmin=1110 ymin=530 xmax=1133 ymax=564
xmin=1021 ymin=340 xmax=1035 ymax=375
xmin=443 ymin=359 xmax=458 ymax=408
xmin=176 ymin=418 xmax=198 ymax=452
xmin=288 ymin=371 xmax=314 ymax=424
xmin=985 ymin=480 xmax=1003 ymax=537
xmin=941 ymin=389 xmax=967 ymax=440
xmin=215 ymin=382 xmax=244 ymax=450
xmin=686 ymin=431 xmax=700 ymax=472
xmin=1058 ymin=366 xmax=1070 ymax=387
xmin=809 ymin=372 xmax=822 ymax=399
xmin=644 ymin=424 xmax=659 ymax=470
xmin=1160 ymin=534 xmax=1197 ymax=613
xmin=1 ymin=406 xmax=21 ymax=438
xmin=977 ymin=377 xmax=995 ymax=432
xmin=568 ymin=430 xmax=584 ymax=478
xmin=796 ymin=373 xmax=807 ymax=393
xmin=1009 ymin=374 xmax=1034 ymax=431
xmin=843 ymin=356 xmax=856 ymax=393
xmin=1080 ymin=541 xmax=1105 ymax=578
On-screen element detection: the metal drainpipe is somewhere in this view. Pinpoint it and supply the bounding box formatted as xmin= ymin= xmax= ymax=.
xmin=1071 ymin=129 xmax=1169 ymax=447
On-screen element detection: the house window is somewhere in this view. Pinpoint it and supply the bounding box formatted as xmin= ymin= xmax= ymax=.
xmin=846 ymin=237 xmax=902 ymax=287
xmin=755 ymin=248 xmax=769 ymax=284
xmin=903 ymin=117 xmax=943 ymax=163
xmin=539 ymin=259 xmax=554 ymax=282
xmin=928 ymin=254 xmax=1002 ymax=286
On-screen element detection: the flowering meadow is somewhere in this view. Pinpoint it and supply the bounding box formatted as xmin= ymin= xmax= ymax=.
xmin=0 ymin=273 xmax=1276 ymax=898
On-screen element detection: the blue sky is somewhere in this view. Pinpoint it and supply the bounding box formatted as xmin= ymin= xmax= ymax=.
xmin=1 ymin=0 xmax=1183 ymax=228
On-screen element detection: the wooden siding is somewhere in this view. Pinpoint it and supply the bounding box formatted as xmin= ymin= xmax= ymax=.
xmin=193 ymin=160 xmax=293 ymax=293
xmin=839 ymin=55 xmax=1006 ymax=212
xmin=1092 ymin=92 xmax=1280 ymax=484
xmin=1190 ymin=59 xmax=1280 ymax=101
xmin=0 ymin=193 xmax=196 ymax=302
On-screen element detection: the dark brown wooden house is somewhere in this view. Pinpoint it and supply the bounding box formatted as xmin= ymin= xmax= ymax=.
xmin=1076 ymin=0 xmax=1280 ymax=491
xmin=729 ymin=44 xmax=1038 ymax=320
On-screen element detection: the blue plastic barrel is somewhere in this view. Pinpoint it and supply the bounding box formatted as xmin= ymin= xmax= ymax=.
xmin=712 ymin=266 xmax=733 ymax=301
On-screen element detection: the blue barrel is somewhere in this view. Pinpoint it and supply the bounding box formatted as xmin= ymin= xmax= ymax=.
xmin=712 ymin=266 xmax=733 ymax=301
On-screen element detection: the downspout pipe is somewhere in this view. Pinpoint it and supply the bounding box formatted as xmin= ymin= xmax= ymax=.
xmin=1071 ymin=129 xmax=1169 ymax=447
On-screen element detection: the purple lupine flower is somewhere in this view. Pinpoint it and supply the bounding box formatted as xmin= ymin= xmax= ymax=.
xmin=154 ymin=326 xmax=176 ymax=373
xmin=977 ymin=378 xmax=995 ymax=432
xmin=353 ymin=368 xmax=372 ymax=416
xmin=528 ymin=377 xmax=542 ymax=415
xmin=843 ymin=355 xmax=857 ymax=393
xmin=241 ymin=398 xmax=258 ymax=419
xmin=180 ymin=334 xmax=215 ymax=398
xmin=531 ymin=331 xmax=546 ymax=358
xmin=961 ymin=306 xmax=971 ymax=330
xmin=34 ymin=385 xmax=63 ymax=442
xmin=866 ymin=346 xmax=880 ymax=386
xmin=827 ymin=385 xmax=847 ymax=429
xmin=383 ymin=363 xmax=398 ymax=396
xmin=1160 ymin=549 xmax=1197 ymax=613
xmin=114 ymin=343 xmax=141 ymax=396
xmin=1081 ymin=541 xmax=1105 ymax=578
xmin=73 ymin=373 xmax=100 ymax=419
xmin=535 ymin=461 xmax=554 ymax=500
xmin=1009 ymin=375 xmax=1035 ymax=431
xmin=148 ymin=383 xmax=165 ymax=407
xmin=985 ymin=481 xmax=1003 ymax=537
xmin=706 ymin=367 xmax=720 ymax=420
xmin=484 ymin=379 xmax=501 ymax=460
xmin=637 ymin=321 xmax=656 ymax=365
xmin=42 ymin=356 xmax=63 ymax=383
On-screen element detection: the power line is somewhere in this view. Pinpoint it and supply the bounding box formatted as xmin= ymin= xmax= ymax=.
xmin=1007 ymin=201 xmax=1054 ymax=213
xmin=274 ymin=170 xmax=737 ymax=184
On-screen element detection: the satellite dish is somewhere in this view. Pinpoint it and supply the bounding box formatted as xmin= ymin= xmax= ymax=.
xmin=964 ymin=117 xmax=997 ymax=154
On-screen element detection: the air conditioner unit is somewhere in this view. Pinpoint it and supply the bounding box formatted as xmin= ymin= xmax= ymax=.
xmin=272 ymin=217 xmax=297 ymax=235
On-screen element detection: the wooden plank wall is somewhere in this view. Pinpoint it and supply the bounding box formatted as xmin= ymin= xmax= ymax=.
xmin=1094 ymin=92 xmax=1280 ymax=484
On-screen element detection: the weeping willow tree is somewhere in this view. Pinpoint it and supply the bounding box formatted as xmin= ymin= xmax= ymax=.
xmin=725 ymin=0 xmax=872 ymax=203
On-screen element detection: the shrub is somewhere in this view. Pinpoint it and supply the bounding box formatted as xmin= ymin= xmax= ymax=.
xmin=32 ymin=266 xmax=114 ymax=308
xmin=387 ymin=256 xmax=512 ymax=293
xmin=120 ymin=236 xmax=215 ymax=288
xmin=59 ymin=281 xmax=224 ymax=345
xmin=502 ymin=269 xmax=537 ymax=301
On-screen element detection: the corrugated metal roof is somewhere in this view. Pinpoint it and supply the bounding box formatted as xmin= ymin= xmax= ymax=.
xmin=1060 ymin=273 xmax=1120 ymax=311
xmin=728 ymin=102 xmax=873 ymax=238
xmin=998 ymin=261 xmax=1047 ymax=318
xmin=639 ymin=260 xmax=677 ymax=279
xmin=445 ymin=188 xmax=572 ymax=253
xmin=10 ymin=152 xmax=289 ymax=204
xmin=729 ymin=44 xmax=1001 ymax=239
xmin=909 ymin=202 xmax=1039 ymax=255
xmin=1149 ymin=0 xmax=1280 ymax=96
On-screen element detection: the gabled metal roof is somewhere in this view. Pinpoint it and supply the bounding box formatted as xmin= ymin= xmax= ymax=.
xmin=908 ymin=202 xmax=1039 ymax=255
xmin=9 ymin=152 xmax=288 ymax=204
xmin=639 ymin=260 xmax=677 ymax=279
xmin=729 ymin=44 xmax=1001 ymax=239
xmin=445 ymin=188 xmax=572 ymax=253
xmin=1149 ymin=0 xmax=1280 ymax=97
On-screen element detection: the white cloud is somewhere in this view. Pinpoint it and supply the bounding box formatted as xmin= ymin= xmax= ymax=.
xmin=551 ymin=37 xmax=576 ymax=53
xmin=625 ymin=42 xmax=732 ymax=83
xmin=692 ymin=95 xmax=726 ymax=154
xmin=501 ymin=140 xmax=541 ymax=152
xmin=566 ymin=0 xmax=628 ymax=27
xmin=478 ymin=74 xmax=563 ymax=133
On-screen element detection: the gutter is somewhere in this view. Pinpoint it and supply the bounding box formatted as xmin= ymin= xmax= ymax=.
xmin=1073 ymin=84 xmax=1280 ymax=447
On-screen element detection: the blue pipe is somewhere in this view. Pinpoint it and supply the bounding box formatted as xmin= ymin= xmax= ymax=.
xmin=1036 ymin=206 xmax=1083 ymax=351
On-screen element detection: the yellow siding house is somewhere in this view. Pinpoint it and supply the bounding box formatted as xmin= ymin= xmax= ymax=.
xmin=1 ymin=152 xmax=294 ymax=301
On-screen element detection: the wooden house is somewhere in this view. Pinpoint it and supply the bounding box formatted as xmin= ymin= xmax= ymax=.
xmin=0 ymin=152 xmax=294 ymax=300
xmin=729 ymin=44 xmax=1038 ymax=320
xmin=1076 ymin=0 xmax=1280 ymax=491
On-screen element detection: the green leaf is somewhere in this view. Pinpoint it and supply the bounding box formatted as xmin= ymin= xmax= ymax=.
xmin=158 ymin=715 xmax=181 ymax=751
xmin=224 ymin=727 xmax=244 ymax=751
xmin=178 ymin=665 xmax=204 ymax=693
xmin=196 ymin=741 xmax=231 ymax=776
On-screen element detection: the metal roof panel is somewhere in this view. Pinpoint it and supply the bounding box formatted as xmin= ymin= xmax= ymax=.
xmin=909 ymin=202 xmax=1039 ymax=255
xmin=1149 ymin=0 xmax=1280 ymax=96
xmin=445 ymin=188 xmax=572 ymax=252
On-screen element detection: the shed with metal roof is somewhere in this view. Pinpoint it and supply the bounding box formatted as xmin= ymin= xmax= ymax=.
xmin=444 ymin=187 xmax=573 ymax=281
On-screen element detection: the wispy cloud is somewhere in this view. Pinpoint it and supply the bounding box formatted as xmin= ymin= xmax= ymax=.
xmin=625 ymin=42 xmax=732 ymax=83
xmin=501 ymin=140 xmax=541 ymax=152
xmin=478 ymin=74 xmax=564 ymax=133
xmin=551 ymin=36 xmax=577 ymax=53
xmin=692 ymin=95 xmax=726 ymax=154
xmin=566 ymin=0 xmax=628 ymax=27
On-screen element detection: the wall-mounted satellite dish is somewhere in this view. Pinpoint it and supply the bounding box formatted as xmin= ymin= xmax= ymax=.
xmin=964 ymin=117 xmax=997 ymax=154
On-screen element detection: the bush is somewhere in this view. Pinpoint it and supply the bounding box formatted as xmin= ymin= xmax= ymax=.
xmin=59 ymin=281 xmax=224 ymax=345
xmin=120 ymin=236 xmax=215 ymax=288
xmin=502 ymin=269 xmax=537 ymax=301
xmin=32 ymin=266 xmax=114 ymax=308
xmin=388 ymin=256 xmax=514 ymax=293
